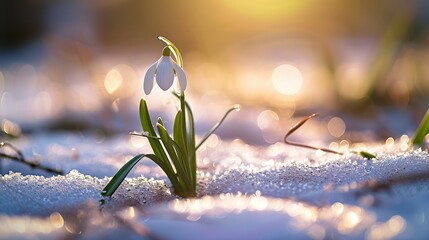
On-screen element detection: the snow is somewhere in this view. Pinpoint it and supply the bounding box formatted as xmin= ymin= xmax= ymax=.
xmin=1 ymin=132 xmax=429 ymax=239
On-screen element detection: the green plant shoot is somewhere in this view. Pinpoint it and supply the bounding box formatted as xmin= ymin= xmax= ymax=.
xmin=412 ymin=109 xmax=429 ymax=147
xmin=102 ymin=37 xmax=239 ymax=198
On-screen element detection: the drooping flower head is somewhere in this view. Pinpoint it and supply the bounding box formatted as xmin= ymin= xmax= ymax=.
xmin=143 ymin=47 xmax=187 ymax=95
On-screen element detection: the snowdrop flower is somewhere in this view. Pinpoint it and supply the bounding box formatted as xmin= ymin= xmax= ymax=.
xmin=143 ymin=47 xmax=187 ymax=94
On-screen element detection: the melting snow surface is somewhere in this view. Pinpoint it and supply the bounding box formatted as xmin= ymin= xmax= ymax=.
xmin=1 ymin=133 xmax=429 ymax=239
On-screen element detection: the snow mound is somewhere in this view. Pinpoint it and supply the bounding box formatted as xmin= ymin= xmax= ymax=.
xmin=0 ymin=170 xmax=172 ymax=216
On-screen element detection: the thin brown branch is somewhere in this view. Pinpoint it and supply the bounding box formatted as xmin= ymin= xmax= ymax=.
xmin=284 ymin=113 xmax=343 ymax=155
xmin=0 ymin=142 xmax=63 ymax=175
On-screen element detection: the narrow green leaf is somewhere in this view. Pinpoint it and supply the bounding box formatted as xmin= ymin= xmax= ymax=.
xmin=185 ymin=103 xmax=195 ymax=190
xmin=173 ymin=92 xmax=196 ymax=187
xmin=174 ymin=110 xmax=190 ymax=173
xmin=179 ymin=93 xmax=194 ymax=185
xmin=139 ymin=99 xmax=169 ymax=163
xmin=196 ymin=104 xmax=240 ymax=150
xmin=145 ymin=153 xmax=181 ymax=191
xmin=157 ymin=123 xmax=190 ymax=189
xmin=173 ymin=111 xmax=185 ymax=150
xmin=412 ymin=109 xmax=429 ymax=147
xmin=358 ymin=151 xmax=376 ymax=159
xmin=102 ymin=154 xmax=145 ymax=197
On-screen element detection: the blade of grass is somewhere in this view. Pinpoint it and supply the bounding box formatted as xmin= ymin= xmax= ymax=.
xmin=412 ymin=109 xmax=429 ymax=147
xmin=102 ymin=154 xmax=145 ymax=197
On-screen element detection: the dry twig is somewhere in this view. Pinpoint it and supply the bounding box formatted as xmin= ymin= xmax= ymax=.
xmin=0 ymin=142 xmax=63 ymax=175
xmin=283 ymin=113 xmax=343 ymax=155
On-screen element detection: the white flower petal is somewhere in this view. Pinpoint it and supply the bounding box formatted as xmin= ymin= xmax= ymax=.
xmin=143 ymin=61 xmax=158 ymax=95
xmin=172 ymin=61 xmax=187 ymax=93
xmin=155 ymin=56 xmax=175 ymax=91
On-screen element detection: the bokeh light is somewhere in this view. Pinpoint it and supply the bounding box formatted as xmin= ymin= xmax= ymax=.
xmin=327 ymin=117 xmax=346 ymax=138
xmin=0 ymin=0 xmax=427 ymax=141
xmin=272 ymin=64 xmax=303 ymax=96
xmin=104 ymin=69 xmax=123 ymax=95
xmin=1 ymin=119 xmax=21 ymax=137
xmin=336 ymin=64 xmax=368 ymax=100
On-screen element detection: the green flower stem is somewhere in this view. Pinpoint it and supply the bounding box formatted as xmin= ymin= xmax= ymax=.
xmin=158 ymin=36 xmax=183 ymax=68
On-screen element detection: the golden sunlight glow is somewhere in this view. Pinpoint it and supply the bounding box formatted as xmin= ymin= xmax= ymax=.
xmin=327 ymin=117 xmax=346 ymax=138
xmin=219 ymin=0 xmax=314 ymax=20
xmin=104 ymin=69 xmax=123 ymax=94
xmin=272 ymin=64 xmax=303 ymax=96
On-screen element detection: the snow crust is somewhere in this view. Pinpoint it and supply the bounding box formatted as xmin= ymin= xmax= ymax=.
xmin=1 ymin=133 xmax=429 ymax=239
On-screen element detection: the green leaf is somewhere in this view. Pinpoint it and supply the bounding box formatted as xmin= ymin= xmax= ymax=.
xmin=358 ymin=151 xmax=376 ymax=159
xmin=102 ymin=154 xmax=146 ymax=197
xmin=145 ymin=154 xmax=181 ymax=191
xmin=196 ymin=104 xmax=240 ymax=150
xmin=173 ymin=92 xmax=196 ymax=187
xmin=412 ymin=109 xmax=429 ymax=147
xmin=139 ymin=99 xmax=169 ymax=165
xmin=173 ymin=111 xmax=185 ymax=151
xmin=174 ymin=110 xmax=190 ymax=173
xmin=157 ymin=122 xmax=190 ymax=189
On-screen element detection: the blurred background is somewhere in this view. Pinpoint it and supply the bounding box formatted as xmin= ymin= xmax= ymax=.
xmin=1 ymin=0 xmax=429 ymax=145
